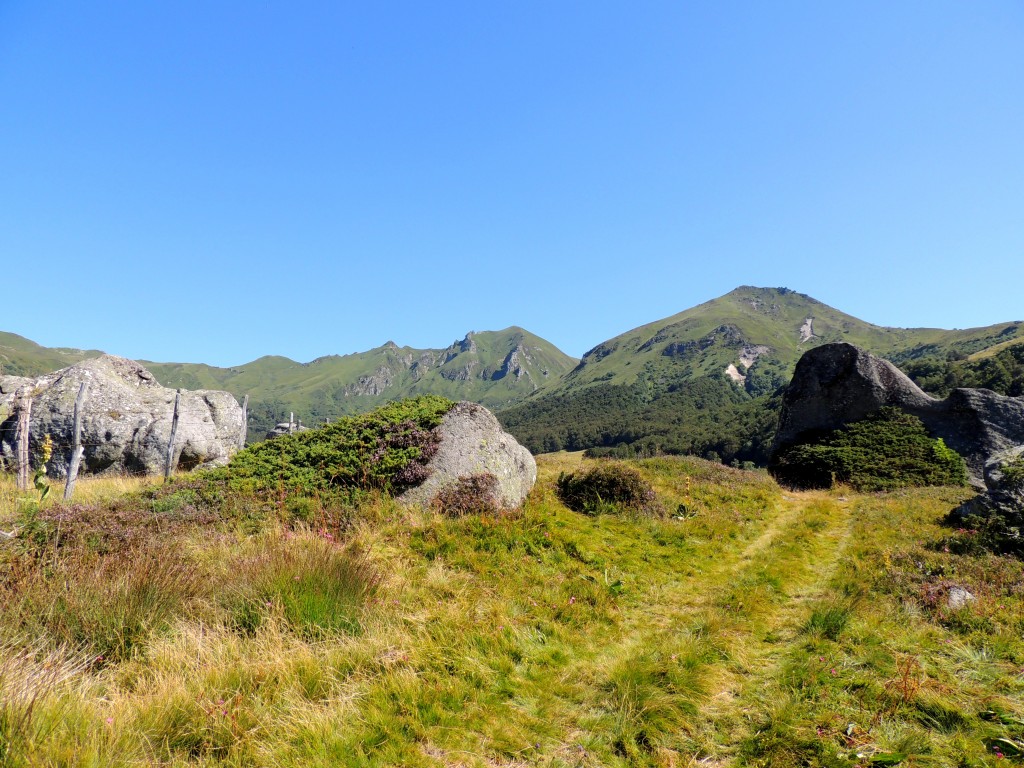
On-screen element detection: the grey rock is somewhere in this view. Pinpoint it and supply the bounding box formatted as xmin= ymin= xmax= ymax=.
xmin=398 ymin=402 xmax=536 ymax=509
xmin=0 ymin=355 xmax=244 ymax=477
xmin=772 ymin=343 xmax=1024 ymax=488
xmin=947 ymin=585 xmax=976 ymax=610
xmin=951 ymin=453 xmax=1024 ymax=538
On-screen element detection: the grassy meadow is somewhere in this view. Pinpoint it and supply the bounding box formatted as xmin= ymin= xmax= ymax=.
xmin=0 ymin=455 xmax=1022 ymax=766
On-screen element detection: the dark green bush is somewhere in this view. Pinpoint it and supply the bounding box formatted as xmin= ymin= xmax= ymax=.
xmin=770 ymin=408 xmax=968 ymax=491
xmin=556 ymin=462 xmax=659 ymax=515
xmin=213 ymin=395 xmax=456 ymax=498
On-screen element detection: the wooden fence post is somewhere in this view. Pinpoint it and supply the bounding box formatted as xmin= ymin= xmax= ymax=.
xmin=165 ymin=390 xmax=181 ymax=480
xmin=239 ymin=394 xmax=249 ymax=449
xmin=64 ymin=382 xmax=89 ymax=500
xmin=15 ymin=388 xmax=32 ymax=491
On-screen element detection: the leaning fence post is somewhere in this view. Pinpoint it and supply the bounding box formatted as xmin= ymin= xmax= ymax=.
xmin=64 ymin=382 xmax=89 ymax=500
xmin=164 ymin=390 xmax=181 ymax=480
xmin=15 ymin=388 xmax=32 ymax=491
xmin=239 ymin=394 xmax=249 ymax=449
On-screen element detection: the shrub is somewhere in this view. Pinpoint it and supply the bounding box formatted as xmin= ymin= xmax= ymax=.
xmin=431 ymin=473 xmax=501 ymax=517
xmin=214 ymin=396 xmax=455 ymax=499
xmin=770 ymin=408 xmax=969 ymax=491
xmin=556 ymin=462 xmax=659 ymax=515
xmin=948 ymin=455 xmax=1024 ymax=558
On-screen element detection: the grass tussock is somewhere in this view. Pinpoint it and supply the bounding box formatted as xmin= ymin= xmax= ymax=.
xmin=224 ymin=533 xmax=379 ymax=639
xmin=0 ymin=642 xmax=85 ymax=768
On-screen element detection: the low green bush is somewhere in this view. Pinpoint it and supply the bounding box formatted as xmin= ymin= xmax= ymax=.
xmin=947 ymin=455 xmax=1023 ymax=558
xmin=770 ymin=408 xmax=969 ymax=491
xmin=556 ymin=462 xmax=659 ymax=515
xmin=213 ymin=395 xmax=456 ymax=499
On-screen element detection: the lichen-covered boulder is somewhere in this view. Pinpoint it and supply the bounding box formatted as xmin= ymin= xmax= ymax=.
xmin=398 ymin=402 xmax=536 ymax=509
xmin=0 ymin=355 xmax=244 ymax=477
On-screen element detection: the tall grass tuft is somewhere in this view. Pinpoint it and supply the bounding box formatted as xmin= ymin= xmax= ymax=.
xmin=0 ymin=642 xmax=84 ymax=767
xmin=601 ymin=636 xmax=711 ymax=759
xmin=226 ymin=533 xmax=379 ymax=640
xmin=4 ymin=547 xmax=205 ymax=664
xmin=803 ymin=600 xmax=855 ymax=641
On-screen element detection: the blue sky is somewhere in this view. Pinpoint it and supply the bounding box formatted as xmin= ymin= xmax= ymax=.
xmin=2 ymin=2 xmax=1022 ymax=365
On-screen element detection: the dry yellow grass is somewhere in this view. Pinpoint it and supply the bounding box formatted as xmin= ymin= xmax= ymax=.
xmin=0 ymin=472 xmax=163 ymax=525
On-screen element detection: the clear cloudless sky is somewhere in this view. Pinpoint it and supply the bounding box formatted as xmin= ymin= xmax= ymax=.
xmin=2 ymin=1 xmax=1022 ymax=365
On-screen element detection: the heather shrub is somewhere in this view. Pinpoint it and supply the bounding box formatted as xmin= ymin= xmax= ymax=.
xmin=431 ymin=473 xmax=501 ymax=517
xmin=947 ymin=455 xmax=1024 ymax=558
xmin=556 ymin=462 xmax=659 ymax=515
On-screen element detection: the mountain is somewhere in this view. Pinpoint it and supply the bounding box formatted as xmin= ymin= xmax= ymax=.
xmin=5 ymin=287 xmax=1021 ymax=459
xmin=143 ymin=327 xmax=577 ymax=439
xmin=0 ymin=331 xmax=102 ymax=377
xmin=497 ymin=287 xmax=1022 ymax=462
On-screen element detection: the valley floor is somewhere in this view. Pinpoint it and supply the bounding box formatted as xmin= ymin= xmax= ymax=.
xmin=0 ymin=455 xmax=1022 ymax=766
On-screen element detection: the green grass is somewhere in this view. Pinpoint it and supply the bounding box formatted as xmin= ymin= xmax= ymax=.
xmin=0 ymin=457 xmax=1021 ymax=766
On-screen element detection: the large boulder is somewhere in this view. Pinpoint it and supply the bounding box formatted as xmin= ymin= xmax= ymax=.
xmin=772 ymin=343 xmax=1024 ymax=489
xmin=0 ymin=355 xmax=244 ymax=477
xmin=398 ymin=401 xmax=536 ymax=509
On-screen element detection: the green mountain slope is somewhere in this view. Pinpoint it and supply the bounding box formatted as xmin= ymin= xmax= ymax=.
xmin=5 ymin=286 xmax=1020 ymax=459
xmin=143 ymin=327 xmax=577 ymax=439
xmin=0 ymin=331 xmax=102 ymax=378
xmin=497 ymin=286 xmax=1022 ymax=461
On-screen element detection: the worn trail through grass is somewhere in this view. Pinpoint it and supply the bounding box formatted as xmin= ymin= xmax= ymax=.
xmin=559 ymin=485 xmax=855 ymax=765
xmin=697 ymin=493 xmax=854 ymax=763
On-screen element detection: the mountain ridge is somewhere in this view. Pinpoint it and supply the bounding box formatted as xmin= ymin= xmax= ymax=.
xmin=4 ymin=288 xmax=1021 ymax=454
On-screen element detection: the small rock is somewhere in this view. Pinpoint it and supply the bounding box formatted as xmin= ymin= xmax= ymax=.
xmin=947 ymin=586 xmax=976 ymax=610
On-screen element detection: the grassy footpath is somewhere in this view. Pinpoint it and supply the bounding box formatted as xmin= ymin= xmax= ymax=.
xmin=0 ymin=456 xmax=1021 ymax=766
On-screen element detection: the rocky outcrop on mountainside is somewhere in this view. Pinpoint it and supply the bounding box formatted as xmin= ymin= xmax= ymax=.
xmin=342 ymin=333 xmax=549 ymax=396
xmin=771 ymin=343 xmax=1024 ymax=489
xmin=399 ymin=402 xmax=537 ymax=509
xmin=0 ymin=355 xmax=244 ymax=477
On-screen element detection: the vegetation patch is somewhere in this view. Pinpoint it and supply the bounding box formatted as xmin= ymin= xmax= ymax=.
xmin=1 ymin=546 xmax=205 ymax=664
xmin=556 ymin=461 xmax=660 ymax=515
xmin=1 ymin=453 xmax=1022 ymax=766
xmin=226 ymin=535 xmax=378 ymax=639
xmin=212 ymin=395 xmax=455 ymax=498
xmin=770 ymin=407 xmax=969 ymax=491
xmin=430 ymin=473 xmax=501 ymax=517
xmin=945 ymin=455 xmax=1024 ymax=558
